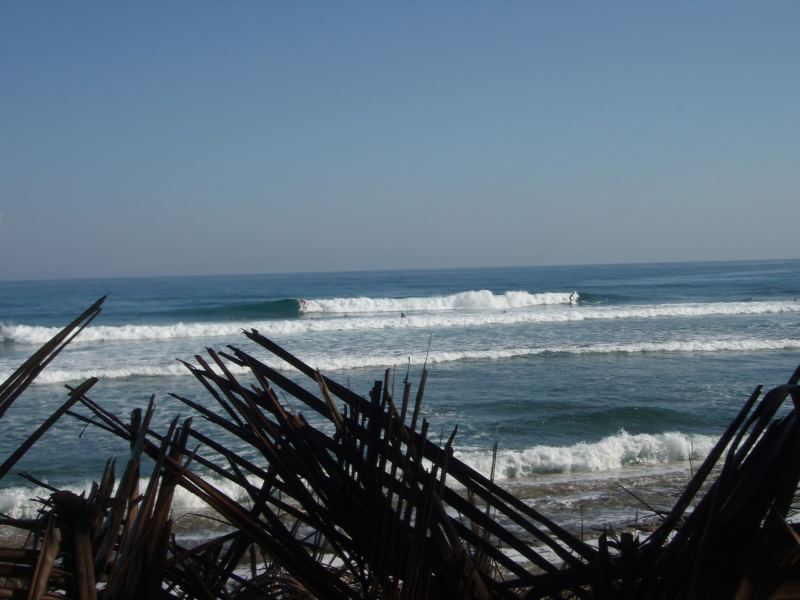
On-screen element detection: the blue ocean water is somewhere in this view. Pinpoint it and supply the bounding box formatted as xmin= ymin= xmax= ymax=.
xmin=1 ymin=259 xmax=800 ymax=527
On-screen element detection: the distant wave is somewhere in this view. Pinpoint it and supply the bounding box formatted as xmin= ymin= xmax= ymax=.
xmin=301 ymin=337 xmax=800 ymax=371
xmin=11 ymin=363 xmax=198 ymax=384
xmin=6 ymin=337 xmax=799 ymax=385
xmin=161 ymin=298 xmax=302 ymax=320
xmin=300 ymin=290 xmax=577 ymax=313
xmin=0 ymin=322 xmax=249 ymax=345
xmin=456 ymin=430 xmax=718 ymax=479
xmin=2 ymin=299 xmax=799 ymax=345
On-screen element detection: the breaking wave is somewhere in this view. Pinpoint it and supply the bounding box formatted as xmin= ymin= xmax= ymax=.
xmin=0 ymin=475 xmax=250 ymax=520
xmin=5 ymin=337 xmax=798 ymax=385
xmin=301 ymin=337 xmax=800 ymax=370
xmin=456 ymin=430 xmax=718 ymax=479
xmin=300 ymin=290 xmax=577 ymax=313
xmin=2 ymin=299 xmax=798 ymax=345
xmin=0 ymin=432 xmax=717 ymax=518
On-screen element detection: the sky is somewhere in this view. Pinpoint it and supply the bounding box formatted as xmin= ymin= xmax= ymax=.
xmin=1 ymin=2 xmax=798 ymax=280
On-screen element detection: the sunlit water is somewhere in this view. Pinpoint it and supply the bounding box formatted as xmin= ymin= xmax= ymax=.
xmin=2 ymin=259 xmax=799 ymax=535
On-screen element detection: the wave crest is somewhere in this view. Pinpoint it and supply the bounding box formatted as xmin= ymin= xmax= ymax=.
xmin=0 ymin=432 xmax=717 ymax=518
xmin=456 ymin=430 xmax=718 ymax=479
xmin=0 ymin=475 xmax=250 ymax=520
xmin=5 ymin=337 xmax=798 ymax=385
xmin=301 ymin=290 xmax=577 ymax=313
xmin=3 ymin=299 xmax=798 ymax=345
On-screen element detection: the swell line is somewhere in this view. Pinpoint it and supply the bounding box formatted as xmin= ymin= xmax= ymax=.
xmin=5 ymin=337 xmax=797 ymax=384
xmin=2 ymin=300 xmax=798 ymax=344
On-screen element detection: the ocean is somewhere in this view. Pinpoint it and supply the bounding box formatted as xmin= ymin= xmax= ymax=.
xmin=2 ymin=259 xmax=800 ymax=537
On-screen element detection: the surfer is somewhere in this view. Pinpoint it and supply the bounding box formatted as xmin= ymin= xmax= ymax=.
xmin=568 ymin=291 xmax=577 ymax=305
xmin=400 ymin=312 xmax=406 ymax=318
xmin=299 ymin=298 xmax=308 ymax=311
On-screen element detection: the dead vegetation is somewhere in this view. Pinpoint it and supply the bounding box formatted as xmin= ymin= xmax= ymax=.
xmin=2 ymin=297 xmax=800 ymax=598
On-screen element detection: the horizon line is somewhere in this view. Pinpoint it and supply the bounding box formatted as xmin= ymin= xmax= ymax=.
xmin=1 ymin=256 xmax=798 ymax=285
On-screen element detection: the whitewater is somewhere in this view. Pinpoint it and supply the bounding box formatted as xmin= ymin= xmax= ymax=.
xmin=5 ymin=336 xmax=800 ymax=386
xmin=1 ymin=259 xmax=799 ymax=531
xmin=3 ymin=297 xmax=799 ymax=345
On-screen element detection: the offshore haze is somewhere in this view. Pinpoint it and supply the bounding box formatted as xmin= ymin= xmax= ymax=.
xmin=1 ymin=3 xmax=799 ymax=280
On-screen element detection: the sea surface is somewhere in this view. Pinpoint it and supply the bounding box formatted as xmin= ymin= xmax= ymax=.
xmin=2 ymin=259 xmax=800 ymax=537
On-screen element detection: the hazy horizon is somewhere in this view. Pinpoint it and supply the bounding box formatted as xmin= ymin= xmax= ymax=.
xmin=2 ymin=255 xmax=798 ymax=285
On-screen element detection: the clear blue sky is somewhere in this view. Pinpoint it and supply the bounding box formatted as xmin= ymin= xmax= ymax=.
xmin=1 ymin=2 xmax=798 ymax=280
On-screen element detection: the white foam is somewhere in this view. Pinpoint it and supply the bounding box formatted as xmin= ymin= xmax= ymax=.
xmin=0 ymin=474 xmax=250 ymax=520
xmin=0 ymin=322 xmax=247 ymax=345
xmin=3 ymin=336 xmax=798 ymax=384
xmin=300 ymin=337 xmax=800 ymax=371
xmin=589 ymin=300 xmax=800 ymax=320
xmin=301 ymin=290 xmax=576 ymax=313
xmin=3 ymin=299 xmax=798 ymax=345
xmin=456 ymin=431 xmax=718 ymax=479
xmin=0 ymin=432 xmax=713 ymax=519
xmin=7 ymin=363 xmax=197 ymax=385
